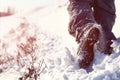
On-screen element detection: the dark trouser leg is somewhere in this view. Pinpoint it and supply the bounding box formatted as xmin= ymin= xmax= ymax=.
xmin=68 ymin=0 xmax=96 ymax=38
xmin=68 ymin=0 xmax=100 ymax=68
xmin=93 ymin=0 xmax=116 ymax=54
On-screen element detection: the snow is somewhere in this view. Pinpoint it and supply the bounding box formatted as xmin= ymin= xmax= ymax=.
xmin=0 ymin=0 xmax=120 ymax=80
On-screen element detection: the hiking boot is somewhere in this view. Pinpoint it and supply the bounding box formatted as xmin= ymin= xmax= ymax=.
xmin=96 ymin=33 xmax=116 ymax=55
xmin=77 ymin=27 xmax=100 ymax=69
xmin=97 ymin=41 xmax=114 ymax=55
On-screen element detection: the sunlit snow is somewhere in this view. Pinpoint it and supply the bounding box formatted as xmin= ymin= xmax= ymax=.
xmin=0 ymin=0 xmax=120 ymax=80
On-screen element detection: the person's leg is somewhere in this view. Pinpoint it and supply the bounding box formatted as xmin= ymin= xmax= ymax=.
xmin=93 ymin=0 xmax=116 ymax=54
xmin=68 ymin=0 xmax=100 ymax=68
xmin=68 ymin=0 xmax=96 ymax=38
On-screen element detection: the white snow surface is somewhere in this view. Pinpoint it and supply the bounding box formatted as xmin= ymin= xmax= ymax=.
xmin=0 ymin=0 xmax=120 ymax=80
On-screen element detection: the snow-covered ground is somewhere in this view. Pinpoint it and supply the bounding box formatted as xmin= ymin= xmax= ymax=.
xmin=0 ymin=0 xmax=120 ymax=80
